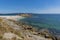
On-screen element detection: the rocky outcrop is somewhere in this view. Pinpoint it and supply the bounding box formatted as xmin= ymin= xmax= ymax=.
xmin=19 ymin=14 xmax=32 ymax=17
xmin=0 ymin=17 xmax=58 ymax=40
xmin=38 ymin=29 xmax=57 ymax=40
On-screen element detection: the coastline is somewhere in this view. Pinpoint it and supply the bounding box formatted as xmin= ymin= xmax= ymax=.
xmin=0 ymin=15 xmax=59 ymax=40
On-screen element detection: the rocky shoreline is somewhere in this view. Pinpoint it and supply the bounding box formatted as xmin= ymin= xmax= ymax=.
xmin=12 ymin=19 xmax=58 ymax=40
xmin=18 ymin=21 xmax=58 ymax=40
xmin=0 ymin=15 xmax=59 ymax=40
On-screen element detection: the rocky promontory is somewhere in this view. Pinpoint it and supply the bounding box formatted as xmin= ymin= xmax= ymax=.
xmin=19 ymin=13 xmax=32 ymax=17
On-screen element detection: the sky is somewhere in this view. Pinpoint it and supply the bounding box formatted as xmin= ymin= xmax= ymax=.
xmin=0 ymin=0 xmax=60 ymax=13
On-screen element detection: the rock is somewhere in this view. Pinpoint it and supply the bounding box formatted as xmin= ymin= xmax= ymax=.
xmin=3 ymin=32 xmax=22 ymax=40
xmin=55 ymin=35 xmax=60 ymax=40
xmin=38 ymin=29 xmax=57 ymax=40
xmin=19 ymin=14 xmax=32 ymax=17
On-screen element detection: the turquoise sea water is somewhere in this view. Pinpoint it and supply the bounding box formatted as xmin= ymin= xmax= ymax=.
xmin=19 ymin=14 xmax=60 ymax=35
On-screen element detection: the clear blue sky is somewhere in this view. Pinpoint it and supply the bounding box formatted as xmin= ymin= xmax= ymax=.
xmin=0 ymin=0 xmax=60 ymax=13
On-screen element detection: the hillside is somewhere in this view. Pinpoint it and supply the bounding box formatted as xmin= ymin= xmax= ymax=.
xmin=0 ymin=16 xmax=57 ymax=40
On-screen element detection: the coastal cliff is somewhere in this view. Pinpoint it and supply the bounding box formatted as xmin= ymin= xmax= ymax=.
xmin=0 ymin=15 xmax=58 ymax=40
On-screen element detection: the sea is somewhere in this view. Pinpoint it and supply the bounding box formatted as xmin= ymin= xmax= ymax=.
xmin=19 ymin=14 xmax=60 ymax=36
